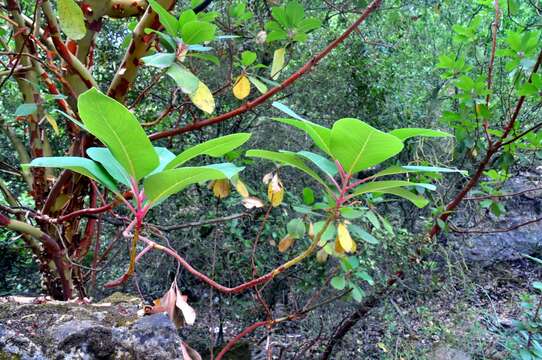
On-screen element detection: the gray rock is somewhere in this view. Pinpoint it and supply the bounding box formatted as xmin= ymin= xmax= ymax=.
xmin=431 ymin=345 xmax=471 ymax=360
xmin=0 ymin=297 xmax=188 ymax=360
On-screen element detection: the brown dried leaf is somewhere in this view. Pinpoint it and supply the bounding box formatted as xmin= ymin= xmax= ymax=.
xmin=180 ymin=341 xmax=202 ymax=360
xmin=241 ymin=196 xmax=264 ymax=209
xmin=278 ymin=234 xmax=295 ymax=253
xmin=212 ymin=179 xmax=230 ymax=198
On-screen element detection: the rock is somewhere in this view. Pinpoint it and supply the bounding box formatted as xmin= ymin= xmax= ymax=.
xmin=0 ymin=295 xmax=188 ymax=360
xmin=452 ymin=173 xmax=542 ymax=264
xmin=431 ymin=345 xmax=471 ymax=360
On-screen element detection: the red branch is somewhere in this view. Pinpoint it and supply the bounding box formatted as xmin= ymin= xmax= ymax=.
xmin=149 ymin=0 xmax=383 ymax=141
xmin=215 ymin=321 xmax=269 ymax=360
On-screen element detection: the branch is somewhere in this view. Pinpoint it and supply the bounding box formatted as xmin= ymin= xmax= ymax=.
xmin=149 ymin=0 xmax=383 ymax=141
xmin=107 ymin=0 xmax=176 ymax=101
xmin=154 ymin=212 xmax=250 ymax=231
xmin=464 ymin=186 xmax=542 ymax=201
xmin=0 ymin=213 xmax=72 ymax=299
xmin=449 ymin=216 xmax=542 ymax=233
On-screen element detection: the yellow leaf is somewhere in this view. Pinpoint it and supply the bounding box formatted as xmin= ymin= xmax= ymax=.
xmin=278 ymin=234 xmax=295 ymax=253
xmin=337 ymin=223 xmax=356 ymax=253
xmin=45 ymin=114 xmax=59 ymax=135
xmin=316 ymin=248 xmax=328 ymax=263
xmin=234 ymin=178 xmax=250 ymax=198
xmin=334 ymin=236 xmax=345 ymax=254
xmin=267 ymin=173 xmax=284 ymax=207
xmin=377 ymin=342 xmax=388 ymax=353
xmin=270 ymin=47 xmax=285 ymax=80
xmin=232 ymin=75 xmax=251 ymax=100
xmin=189 ymin=81 xmax=215 ymax=114
xmin=212 ymin=179 xmax=230 ymax=198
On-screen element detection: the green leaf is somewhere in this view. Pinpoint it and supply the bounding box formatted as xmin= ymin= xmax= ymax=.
xmin=272 ymin=101 xmax=305 ymax=120
xmin=303 ymin=187 xmax=315 ymax=205
xmin=353 ymin=180 xmax=436 ymax=196
xmin=181 ymin=20 xmax=216 ymax=44
xmin=365 ymin=211 xmax=380 ymax=230
xmin=86 ymin=147 xmax=130 ymax=186
xmin=141 ymin=52 xmax=176 ymax=68
xmin=204 ymin=163 xmax=244 ymax=179
xmin=248 ymin=76 xmax=268 ymax=94
xmin=285 ymin=0 xmax=304 ymax=27
xmin=179 ymin=9 xmax=197 ymax=27
xmin=78 ymin=88 xmax=159 ymax=181
xmin=340 ymin=207 xmax=364 ymax=219
xmin=165 ymin=133 xmax=251 ymax=169
xmin=270 ymin=47 xmax=285 ymax=79
xmin=330 ymin=276 xmax=346 ymax=290
xmin=15 ymin=103 xmax=37 ymax=116
xmin=149 ymin=147 xmax=176 ymax=175
xmin=28 ymin=157 xmax=118 ymax=192
xmin=147 ymin=0 xmax=179 ymax=36
xmin=166 ymin=63 xmax=199 ymax=94
xmin=349 ymin=224 xmax=379 ymax=244
xmin=389 ymin=128 xmax=452 ymax=142
xmin=58 ymin=0 xmax=86 ymax=40
xmin=297 ymin=17 xmax=321 ymax=33
xmin=350 ymin=284 xmax=364 ymax=302
xmin=187 ymin=53 xmax=220 ymax=65
xmin=373 ymin=165 xmax=467 ymax=178
xmin=287 ymin=218 xmax=305 ymax=238
xmin=271 ymin=6 xmax=288 ymax=27
xmin=297 ymin=151 xmax=338 ymax=177
xmin=246 ymin=149 xmax=328 ymax=187
xmin=376 ymin=187 xmax=430 ymax=208
xmin=330 ymin=118 xmax=404 ymax=174
xmin=144 ymin=167 xmax=228 ymax=204
xmin=274 ymin=118 xmax=332 ymax=155
xmin=241 ymin=51 xmax=257 ymax=67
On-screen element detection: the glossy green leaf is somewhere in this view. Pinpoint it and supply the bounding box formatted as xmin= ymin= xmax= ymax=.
xmin=272 ymin=101 xmax=305 ymax=120
xmin=28 ymin=157 xmax=117 ymax=192
xmin=15 ymin=103 xmax=37 ymax=116
xmin=241 ymin=51 xmax=257 ymax=67
xmin=287 ymin=218 xmax=305 ymax=238
xmin=144 ymin=166 xmax=230 ymax=203
xmin=389 ymin=128 xmax=452 ymax=142
xmin=165 ymin=133 xmax=251 ymax=169
xmin=349 ymin=224 xmax=379 ymax=244
xmin=150 ymin=147 xmax=176 ymax=175
xmin=58 ymin=0 xmax=86 ymax=40
xmin=373 ymin=165 xmax=467 ymax=178
xmin=353 ymin=180 xmax=436 ymax=196
xmin=141 ymin=52 xmax=176 ymax=68
xmin=181 ymin=20 xmax=216 ymax=44
xmin=147 ymin=0 xmax=179 ymax=36
xmin=179 ymin=9 xmax=197 ymax=27
xmin=246 ymin=149 xmax=327 ymax=187
xmin=166 ymin=63 xmax=199 ymax=94
xmin=330 ymin=276 xmax=346 ymax=290
xmin=330 ymin=118 xmax=404 ymax=174
xmin=297 ymin=150 xmax=338 ymax=177
xmin=274 ymin=118 xmax=332 ymax=155
xmin=375 ymin=187 xmax=430 ymax=208
xmin=78 ymin=88 xmax=159 ymax=181
xmin=86 ymin=147 xmax=130 ymax=186
xmin=204 ymin=163 xmax=244 ymax=179
xmin=248 ymin=76 xmax=268 ymax=94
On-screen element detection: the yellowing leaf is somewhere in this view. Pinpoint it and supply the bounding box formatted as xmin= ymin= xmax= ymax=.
xmin=232 ymin=75 xmax=251 ymax=100
xmin=316 ymin=248 xmax=328 ymax=263
xmin=58 ymin=0 xmax=87 ymax=40
xmin=189 ymin=81 xmax=215 ymax=114
xmin=335 ymin=236 xmax=345 ymax=254
xmin=45 ymin=114 xmax=59 ymax=135
xmin=211 ymin=179 xmax=230 ymax=198
xmin=234 ymin=178 xmax=250 ymax=198
xmin=337 ymin=223 xmax=356 ymax=253
xmin=270 ymin=47 xmax=285 ymax=80
xmin=267 ymin=173 xmax=284 ymax=207
xmin=278 ymin=234 xmax=295 ymax=252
